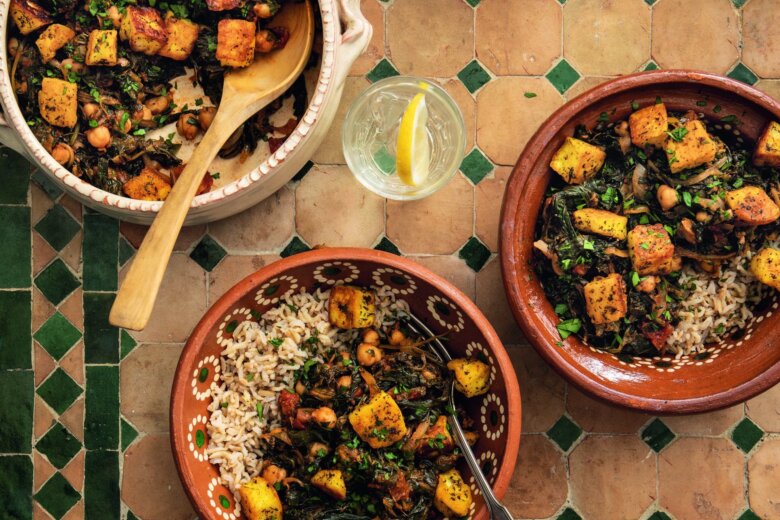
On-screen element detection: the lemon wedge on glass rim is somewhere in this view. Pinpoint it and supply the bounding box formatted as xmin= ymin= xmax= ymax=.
xmin=396 ymin=91 xmax=431 ymax=187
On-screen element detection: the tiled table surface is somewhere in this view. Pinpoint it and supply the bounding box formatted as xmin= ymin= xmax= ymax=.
xmin=3 ymin=0 xmax=780 ymax=519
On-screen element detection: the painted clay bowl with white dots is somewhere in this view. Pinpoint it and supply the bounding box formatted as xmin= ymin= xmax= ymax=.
xmin=171 ymin=248 xmax=521 ymax=520
xmin=502 ymin=70 xmax=780 ymax=414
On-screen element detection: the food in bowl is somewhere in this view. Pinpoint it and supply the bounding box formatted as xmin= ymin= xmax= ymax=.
xmin=206 ymin=283 xmax=490 ymax=519
xmin=534 ymin=101 xmax=780 ymax=358
xmin=8 ymin=0 xmax=303 ymax=200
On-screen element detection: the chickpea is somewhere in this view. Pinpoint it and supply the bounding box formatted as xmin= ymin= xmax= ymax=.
xmin=261 ymin=464 xmax=287 ymax=485
xmin=145 ymin=96 xmax=170 ymax=115
xmin=336 ymin=375 xmax=352 ymax=390
xmin=106 ymin=5 xmax=121 ymax=27
xmin=695 ymin=211 xmax=712 ymax=223
xmin=253 ymin=2 xmax=273 ymax=18
xmin=255 ymin=30 xmax=276 ymax=53
xmin=362 ymin=329 xmax=380 ymax=346
xmin=464 ymin=431 xmax=480 ymax=447
xmin=197 ymin=107 xmax=217 ymax=131
xmin=656 ymin=185 xmax=679 ymax=211
xmin=356 ymin=343 xmax=383 ymax=367
xmin=311 ymin=407 xmax=338 ymax=429
xmin=82 ymin=103 xmax=101 ymax=120
xmin=177 ymin=114 xmax=199 ymax=140
xmin=117 ymin=57 xmax=130 ymax=67
xmin=86 ymin=126 xmax=112 ymax=150
xmin=132 ymin=106 xmax=153 ymax=123
xmin=388 ymin=329 xmax=405 ymax=346
xmin=60 ymin=59 xmax=85 ymax=76
xmin=51 ymin=143 xmax=74 ymax=166
xmin=309 ymin=442 xmax=330 ymax=458
xmin=294 ymin=380 xmax=306 ymax=395
xmin=115 ymin=111 xmax=132 ymax=133
xmin=8 ymin=38 xmax=19 ymax=58
xmin=635 ymin=275 xmax=657 ymax=293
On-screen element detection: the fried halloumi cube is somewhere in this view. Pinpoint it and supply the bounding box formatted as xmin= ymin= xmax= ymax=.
xmin=750 ymin=247 xmax=780 ymax=291
xmin=627 ymin=224 xmax=678 ymax=275
xmin=753 ymin=121 xmax=780 ymax=168
xmin=434 ymin=469 xmax=472 ymax=518
xmin=447 ymin=358 xmax=491 ymax=398
xmin=38 ymin=78 xmax=77 ymax=128
xmin=629 ymin=103 xmax=668 ymax=148
xmin=35 ymin=24 xmax=75 ymax=63
xmin=572 ymin=208 xmax=628 ymax=240
xmin=583 ymin=273 xmax=627 ymax=325
xmin=238 ymin=476 xmax=283 ymax=520
xmin=348 ymin=391 xmax=407 ymax=449
xmin=122 ymin=168 xmax=172 ymax=201
xmin=85 ymin=30 xmax=118 ymax=66
xmin=216 ymin=19 xmax=256 ymax=68
xmin=120 ymin=6 xmax=168 ymax=55
xmin=665 ymin=120 xmax=718 ymax=174
xmin=549 ymin=137 xmax=606 ymax=185
xmin=158 ymin=15 xmax=199 ymax=61
xmin=10 ymin=0 xmax=51 ymax=35
xmin=311 ymin=470 xmax=346 ymax=501
xmin=328 ymin=285 xmax=375 ymax=329
xmin=725 ymin=186 xmax=780 ymax=225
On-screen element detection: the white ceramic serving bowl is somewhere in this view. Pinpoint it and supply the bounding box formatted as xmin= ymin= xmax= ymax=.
xmin=0 ymin=0 xmax=371 ymax=225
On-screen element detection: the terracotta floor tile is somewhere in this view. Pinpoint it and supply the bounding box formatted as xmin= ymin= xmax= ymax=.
xmin=659 ymin=438 xmax=745 ymax=520
xmin=59 ymin=397 xmax=84 ymax=443
xmin=475 ymin=166 xmax=511 ymax=252
xmin=32 ymin=233 xmax=56 ymax=277
xmin=120 ymin=344 xmax=183 ymax=434
xmin=34 ymin=395 xmax=55 ymax=439
xmin=476 ymin=0 xmax=561 ymax=76
xmin=503 ymin=434 xmax=567 ymax=518
xmin=208 ymin=186 xmax=295 ymax=253
xmin=60 ymin=501 xmax=83 ymax=520
xmin=31 ymin=183 xmax=54 ymax=224
xmin=122 ymin=434 xmax=195 ymax=520
xmin=349 ymin=0 xmax=385 ymax=76
xmin=387 ymin=173 xmax=473 ymax=255
xmin=757 ymin=80 xmax=780 ymax=100
xmin=477 ymin=77 xmax=563 ymax=166
xmin=406 ymin=255 xmax=475 ymax=300
xmin=58 ymin=288 xmax=83 ymax=332
xmin=748 ymin=438 xmax=780 ymax=519
xmin=387 ymin=0 xmax=473 ymax=77
xmin=664 ymin=404 xmax=744 ymax=436
xmin=507 ymin=346 xmax=565 ymax=433
xmin=311 ymin=77 xmax=369 ymax=165
xmin=566 ymin=387 xmax=650 ymax=434
xmin=746 ymin=382 xmax=780 ymax=433
xmin=58 ymin=195 xmax=82 ymax=223
xmin=652 ymin=0 xmax=739 ymax=74
xmin=441 ymin=79 xmax=476 ymax=153
xmin=564 ymin=76 xmax=614 ymax=101
xmin=475 ymin=258 xmax=524 ymax=345
xmin=34 ymin=343 xmax=56 ymax=387
xmin=570 ymin=436 xmax=656 ymax=520
xmin=59 ymin=342 xmax=84 ymax=386
xmin=33 ymin=502 xmax=51 ymax=520
xmin=743 ymin=0 xmax=780 ymax=78
xmin=59 ymin=230 xmax=82 ymax=274
xmin=32 ymin=287 xmax=55 ymax=332
xmin=34 ymin=450 xmax=56 ymax=492
xmin=61 ymin=449 xmax=84 ymax=492
xmin=207 ymin=255 xmax=281 ymax=305
xmin=120 ymin=222 xmax=205 ymax=252
xmin=296 ymin=165 xmax=384 ymax=247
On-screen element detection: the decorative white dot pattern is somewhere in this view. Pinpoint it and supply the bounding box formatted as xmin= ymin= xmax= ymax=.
xmin=191 ymin=355 xmax=220 ymax=401
xmin=479 ymin=393 xmax=506 ymax=441
xmin=254 ymin=275 xmax=299 ymax=306
xmin=371 ymin=267 xmax=418 ymax=296
xmin=313 ymin=261 xmax=360 ymax=285
xmin=426 ymin=295 xmax=465 ymax=332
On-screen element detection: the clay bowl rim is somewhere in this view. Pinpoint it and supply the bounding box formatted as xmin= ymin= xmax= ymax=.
xmin=500 ymin=69 xmax=780 ymax=415
xmin=170 ymin=247 xmax=522 ymax=520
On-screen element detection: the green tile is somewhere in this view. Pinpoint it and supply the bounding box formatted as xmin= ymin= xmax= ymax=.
xmin=464 ymin=0 xmax=480 ymax=6
xmin=731 ymin=418 xmax=764 ymax=453
xmin=0 ymin=456 xmax=33 ymax=519
xmin=460 ymin=148 xmax=494 ymax=184
xmin=0 ymin=206 xmax=31 ymax=288
xmin=648 ymin=511 xmax=673 ymax=520
xmin=35 ymin=424 xmax=81 ymax=469
xmin=0 ymin=147 xmax=31 ymax=204
xmin=366 ymin=58 xmax=399 ymax=83
xmin=737 ymin=510 xmax=762 ymax=520
xmin=0 ymin=371 xmax=34 ymax=452
xmin=118 ymin=236 xmax=135 ymax=267
xmin=558 ymin=507 xmax=582 ymax=520
xmin=85 ymin=450 xmax=120 ymax=519
xmin=643 ymin=61 xmax=660 ymax=71
xmin=85 ymin=366 xmax=119 ymax=450
xmin=374 ymin=236 xmax=401 ymax=256
xmin=34 ymin=312 xmax=81 ymax=361
xmin=127 ymin=511 xmax=140 ymax=520
xmin=292 ymin=160 xmax=314 ymax=182
xmin=34 ymin=259 xmax=79 ymax=306
xmin=457 ymin=60 xmax=491 ymax=94
xmin=83 ymin=213 xmax=119 ymax=291
xmin=120 ymin=330 xmax=137 ymax=360
xmin=546 ymin=415 xmax=582 ymax=452
xmin=0 ymin=290 xmax=32 ymax=369
xmin=34 ymin=205 xmax=80 ymax=252
xmin=459 ymin=237 xmax=492 ymax=272
xmin=190 ymin=234 xmax=227 ymax=272
xmin=732 ymin=0 xmax=748 ymax=7
xmin=121 ymin=418 xmax=138 ymax=451
xmin=280 ymin=236 xmax=310 ymax=258
xmin=546 ymin=59 xmax=581 ymax=95
xmin=644 ymin=0 xmax=657 ymax=4
xmin=31 ymin=169 xmax=63 ymax=200
xmin=84 ymin=293 xmax=119 ymax=364
xmin=728 ymin=62 xmax=759 ymax=86
xmin=35 ymin=472 xmax=80 ymax=519
xmin=641 ymin=418 xmax=675 ymax=452
xmin=36 ymin=368 xmax=82 ymax=416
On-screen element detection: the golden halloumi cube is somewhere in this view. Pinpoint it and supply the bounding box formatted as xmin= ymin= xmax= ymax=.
xmin=35 ymin=24 xmax=75 ymax=63
xmin=549 ymin=137 xmax=606 ymax=185
xmin=158 ymin=15 xmax=199 ymax=61
xmin=38 ymin=78 xmax=77 ymax=128
xmin=583 ymin=273 xmax=627 ymax=325
xmin=10 ymin=0 xmax=51 ymax=35
xmin=629 ymin=103 xmax=668 ymax=148
xmin=85 ymin=30 xmax=118 ymax=66
xmin=434 ymin=469 xmax=473 ymax=518
xmin=120 ymin=6 xmax=168 ymax=55
xmin=572 ymin=208 xmax=628 ymax=240
xmin=238 ymin=476 xmax=283 ymax=520
xmin=750 ymin=247 xmax=780 ymax=291
xmin=216 ymin=19 xmax=256 ymax=67
xmin=328 ymin=285 xmax=375 ymax=329
xmin=311 ymin=470 xmax=346 ymax=500
xmin=753 ymin=121 xmax=780 ymax=168
xmin=122 ymin=168 xmax=172 ymax=201
xmin=664 ymin=120 xmax=718 ymax=174
xmin=725 ymin=186 xmax=780 ymax=225
xmin=447 ymin=358 xmax=490 ymax=398
xmin=627 ymin=224 xmax=677 ymax=275
xmin=348 ymin=391 xmax=407 ymax=449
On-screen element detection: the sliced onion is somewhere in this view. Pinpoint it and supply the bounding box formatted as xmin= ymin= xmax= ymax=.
xmin=676 ymin=247 xmax=736 ymax=261
xmin=624 ymin=205 xmax=650 ymax=215
xmin=632 ymin=163 xmax=648 ymax=201
xmin=605 ymin=247 xmax=629 ymax=258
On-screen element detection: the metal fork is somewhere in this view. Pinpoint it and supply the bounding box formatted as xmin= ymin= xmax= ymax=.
xmin=405 ymin=313 xmax=515 ymax=520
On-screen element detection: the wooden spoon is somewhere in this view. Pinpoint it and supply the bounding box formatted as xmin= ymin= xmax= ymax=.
xmin=109 ymin=1 xmax=315 ymax=330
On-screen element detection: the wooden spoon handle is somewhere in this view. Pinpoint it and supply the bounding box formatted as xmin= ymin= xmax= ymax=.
xmin=109 ymin=121 xmax=228 ymax=330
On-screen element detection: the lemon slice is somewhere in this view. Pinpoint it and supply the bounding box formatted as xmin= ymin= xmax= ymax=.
xmin=396 ymin=92 xmax=430 ymax=187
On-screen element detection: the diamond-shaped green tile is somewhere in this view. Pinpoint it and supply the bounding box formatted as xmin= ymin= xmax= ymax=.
xmin=189 ymin=235 xmax=227 ymax=272
xmin=464 ymin=0 xmax=480 ymax=5
xmin=34 ymin=259 xmax=80 ymax=306
xmin=731 ymin=418 xmax=764 ymax=453
xmin=732 ymin=0 xmax=748 ymax=7
xmin=34 ymin=312 xmax=81 ymax=361
xmin=459 ymin=237 xmax=491 ymax=272
xmin=558 ymin=507 xmax=582 ymax=520
xmin=546 ymin=415 xmax=582 ymax=452
xmin=457 ymin=60 xmax=491 ymax=94
xmin=643 ymin=60 xmax=660 ymax=71
xmin=34 ymin=473 xmax=80 ymax=519
xmin=121 ymin=418 xmax=138 ymax=451
xmin=292 ymin=160 xmax=314 ymax=182
xmin=36 ymin=424 xmax=81 ymax=469
xmin=34 ymin=205 xmax=80 ymax=252
xmin=641 ymin=418 xmax=675 ymax=452
xmin=648 ymin=511 xmax=673 ymax=520
xmin=127 ymin=511 xmax=140 ymax=520
xmin=460 ymin=148 xmax=494 ymax=185
xmin=374 ymin=236 xmax=401 ymax=256
xmin=644 ymin=0 xmax=657 ymax=4
xmin=37 ymin=368 xmax=82 ymax=415
xmin=32 ymin=168 xmax=63 ymax=200
xmin=366 ymin=58 xmax=399 ymax=83
xmin=119 ymin=236 xmax=135 ymax=267
xmin=546 ymin=59 xmax=581 ymax=95
xmin=120 ymin=330 xmax=137 ymax=360
xmin=280 ymin=236 xmax=310 ymax=258
xmin=728 ymin=63 xmax=759 ymax=86
xmin=737 ymin=510 xmax=762 ymax=520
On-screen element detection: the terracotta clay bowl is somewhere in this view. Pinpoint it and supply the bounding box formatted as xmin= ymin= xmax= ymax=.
xmin=501 ymin=70 xmax=780 ymax=414
xmin=171 ymin=248 xmax=521 ymax=520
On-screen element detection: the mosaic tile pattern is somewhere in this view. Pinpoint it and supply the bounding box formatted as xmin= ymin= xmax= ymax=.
xmin=2 ymin=0 xmax=780 ymax=519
